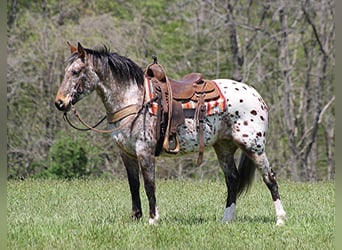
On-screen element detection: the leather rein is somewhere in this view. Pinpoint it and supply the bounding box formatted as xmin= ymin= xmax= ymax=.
xmin=63 ymin=104 xmax=143 ymax=133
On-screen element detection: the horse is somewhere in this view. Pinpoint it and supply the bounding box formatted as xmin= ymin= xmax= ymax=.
xmin=54 ymin=42 xmax=286 ymax=226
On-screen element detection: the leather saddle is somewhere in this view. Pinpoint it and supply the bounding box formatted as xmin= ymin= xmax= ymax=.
xmin=144 ymin=59 xmax=220 ymax=166
xmin=146 ymin=64 xmax=220 ymax=102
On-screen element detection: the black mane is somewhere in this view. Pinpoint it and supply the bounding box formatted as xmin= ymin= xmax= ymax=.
xmin=67 ymin=45 xmax=144 ymax=86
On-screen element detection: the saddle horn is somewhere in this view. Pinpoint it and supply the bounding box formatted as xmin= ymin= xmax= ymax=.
xmin=152 ymin=55 xmax=158 ymax=64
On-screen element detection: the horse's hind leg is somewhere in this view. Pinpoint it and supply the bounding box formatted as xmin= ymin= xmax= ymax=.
xmin=213 ymin=141 xmax=239 ymax=222
xmin=249 ymin=151 xmax=286 ymax=225
xmin=120 ymin=152 xmax=142 ymax=220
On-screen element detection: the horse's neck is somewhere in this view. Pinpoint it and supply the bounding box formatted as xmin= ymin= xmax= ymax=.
xmin=96 ymin=78 xmax=144 ymax=114
xmin=88 ymin=55 xmax=144 ymax=114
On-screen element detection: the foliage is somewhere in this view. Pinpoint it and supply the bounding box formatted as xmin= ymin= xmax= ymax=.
xmin=7 ymin=0 xmax=335 ymax=181
xmin=42 ymin=132 xmax=107 ymax=179
xmin=46 ymin=134 xmax=89 ymax=179
xmin=7 ymin=179 xmax=335 ymax=249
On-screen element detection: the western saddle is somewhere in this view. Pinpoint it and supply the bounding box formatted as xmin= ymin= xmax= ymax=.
xmin=144 ymin=57 xmax=221 ymax=166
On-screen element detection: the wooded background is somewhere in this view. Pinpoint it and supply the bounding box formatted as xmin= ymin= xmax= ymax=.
xmin=7 ymin=0 xmax=335 ymax=181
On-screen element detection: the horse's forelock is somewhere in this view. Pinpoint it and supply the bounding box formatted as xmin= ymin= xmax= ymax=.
xmin=65 ymin=52 xmax=78 ymax=65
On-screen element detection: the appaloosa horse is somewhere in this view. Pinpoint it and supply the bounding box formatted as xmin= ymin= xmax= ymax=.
xmin=55 ymin=42 xmax=286 ymax=225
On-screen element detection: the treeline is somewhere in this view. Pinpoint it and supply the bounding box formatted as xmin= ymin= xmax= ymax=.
xmin=7 ymin=0 xmax=335 ymax=181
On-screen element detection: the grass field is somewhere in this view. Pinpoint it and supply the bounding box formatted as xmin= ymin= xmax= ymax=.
xmin=8 ymin=179 xmax=334 ymax=249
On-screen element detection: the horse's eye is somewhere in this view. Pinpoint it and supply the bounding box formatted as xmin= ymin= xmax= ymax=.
xmin=72 ymin=70 xmax=80 ymax=77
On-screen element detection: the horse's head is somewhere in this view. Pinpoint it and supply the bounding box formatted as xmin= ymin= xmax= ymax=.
xmin=55 ymin=42 xmax=99 ymax=112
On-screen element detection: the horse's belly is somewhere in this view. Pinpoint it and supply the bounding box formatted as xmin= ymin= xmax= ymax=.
xmin=173 ymin=114 xmax=223 ymax=154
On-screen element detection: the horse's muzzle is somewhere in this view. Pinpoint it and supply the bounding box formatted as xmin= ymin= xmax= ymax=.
xmin=54 ymin=98 xmax=71 ymax=112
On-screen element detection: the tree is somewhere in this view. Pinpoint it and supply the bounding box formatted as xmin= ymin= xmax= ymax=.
xmin=7 ymin=0 xmax=334 ymax=180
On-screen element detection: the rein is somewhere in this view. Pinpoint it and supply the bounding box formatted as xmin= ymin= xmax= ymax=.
xmin=64 ymin=104 xmax=142 ymax=133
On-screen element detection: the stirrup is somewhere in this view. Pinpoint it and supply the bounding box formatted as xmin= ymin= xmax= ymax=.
xmin=163 ymin=134 xmax=180 ymax=154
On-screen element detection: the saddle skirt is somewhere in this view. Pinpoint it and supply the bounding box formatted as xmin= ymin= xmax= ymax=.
xmin=144 ymin=77 xmax=226 ymax=117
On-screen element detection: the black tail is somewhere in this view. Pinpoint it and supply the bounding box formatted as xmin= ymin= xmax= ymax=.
xmin=237 ymin=152 xmax=256 ymax=197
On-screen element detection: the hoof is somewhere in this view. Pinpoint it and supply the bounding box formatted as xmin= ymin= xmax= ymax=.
xmin=276 ymin=213 xmax=286 ymax=226
xmin=276 ymin=219 xmax=285 ymax=226
xmin=221 ymin=203 xmax=236 ymax=222
xmin=131 ymin=210 xmax=142 ymax=221
xmin=148 ymin=207 xmax=160 ymax=225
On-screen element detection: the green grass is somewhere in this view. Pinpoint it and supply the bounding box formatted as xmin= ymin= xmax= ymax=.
xmin=8 ymin=179 xmax=334 ymax=249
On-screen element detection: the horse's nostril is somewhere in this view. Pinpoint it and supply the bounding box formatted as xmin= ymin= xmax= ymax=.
xmin=55 ymin=99 xmax=65 ymax=110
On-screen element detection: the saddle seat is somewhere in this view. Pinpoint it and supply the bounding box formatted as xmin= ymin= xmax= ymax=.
xmin=168 ymin=73 xmax=203 ymax=99
xmin=146 ymin=64 xmax=220 ymax=101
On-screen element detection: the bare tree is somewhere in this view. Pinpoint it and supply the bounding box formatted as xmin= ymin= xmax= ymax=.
xmin=301 ymin=0 xmax=335 ymax=180
xmin=7 ymin=0 xmax=334 ymax=180
xmin=275 ymin=0 xmax=334 ymax=180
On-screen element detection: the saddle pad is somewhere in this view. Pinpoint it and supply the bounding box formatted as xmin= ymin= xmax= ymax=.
xmin=144 ymin=77 xmax=226 ymax=116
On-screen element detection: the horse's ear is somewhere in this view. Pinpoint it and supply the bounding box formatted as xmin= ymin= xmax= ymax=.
xmin=77 ymin=42 xmax=86 ymax=59
xmin=67 ymin=41 xmax=77 ymax=54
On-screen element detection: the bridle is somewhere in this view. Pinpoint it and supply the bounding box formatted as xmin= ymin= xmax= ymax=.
xmin=64 ymin=73 xmax=148 ymax=133
xmin=63 ymin=104 xmax=143 ymax=133
xmin=62 ymin=50 xmax=154 ymax=134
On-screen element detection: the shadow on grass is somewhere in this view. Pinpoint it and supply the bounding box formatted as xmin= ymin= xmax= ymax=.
xmin=160 ymin=214 xmax=275 ymax=225
xmin=161 ymin=215 xmax=217 ymax=225
xmin=93 ymin=213 xmax=275 ymax=226
xmin=237 ymin=215 xmax=275 ymax=224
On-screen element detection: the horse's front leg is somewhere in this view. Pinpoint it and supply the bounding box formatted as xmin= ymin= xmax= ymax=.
xmin=136 ymin=142 xmax=159 ymax=224
xmin=120 ymin=152 xmax=142 ymax=220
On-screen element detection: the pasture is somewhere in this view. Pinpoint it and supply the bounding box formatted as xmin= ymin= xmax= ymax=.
xmin=8 ymin=179 xmax=334 ymax=249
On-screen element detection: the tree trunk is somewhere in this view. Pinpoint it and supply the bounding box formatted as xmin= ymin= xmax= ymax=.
xmin=226 ymin=0 xmax=243 ymax=81
xmin=278 ymin=1 xmax=301 ymax=180
xmin=8 ymin=0 xmax=17 ymax=26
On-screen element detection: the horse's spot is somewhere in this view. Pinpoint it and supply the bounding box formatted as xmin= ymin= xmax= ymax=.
xmin=235 ymin=88 xmax=240 ymax=91
xmin=228 ymin=104 xmax=232 ymax=107
xmin=233 ymin=81 xmax=237 ymax=84
xmin=243 ymin=121 xmax=248 ymax=126
xmin=235 ymin=111 xmax=239 ymax=116
xmin=256 ymin=132 xmax=262 ymax=137
xmin=250 ymin=110 xmax=257 ymax=115
xmin=261 ymin=105 xmax=264 ymax=110
xmin=260 ymin=116 xmax=264 ymax=121
xmin=257 ymin=144 xmax=261 ymax=148
xmin=250 ymin=119 xmax=254 ymax=122
xmin=240 ymin=99 xmax=243 ymax=103
xmin=263 ymin=132 xmax=266 ymax=136
xmin=242 ymin=134 xmax=249 ymax=137
xmin=243 ymin=86 xmax=247 ymax=90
